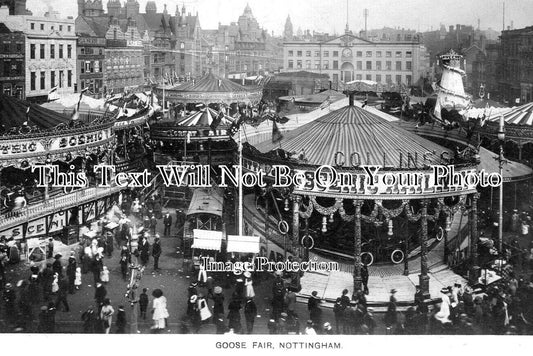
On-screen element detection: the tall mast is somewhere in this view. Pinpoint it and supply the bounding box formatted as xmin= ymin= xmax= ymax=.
xmin=238 ymin=126 xmax=243 ymax=237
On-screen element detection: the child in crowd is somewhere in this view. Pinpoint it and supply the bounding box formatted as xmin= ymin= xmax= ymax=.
xmin=75 ymin=267 xmax=82 ymax=290
xmin=100 ymin=266 xmax=110 ymax=284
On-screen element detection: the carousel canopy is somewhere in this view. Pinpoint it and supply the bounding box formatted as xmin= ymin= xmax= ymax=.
xmin=159 ymin=72 xmax=263 ymax=105
xmin=186 ymin=188 xmax=223 ymax=217
xmin=175 ymin=107 xmax=235 ymax=128
xmin=254 ymin=100 xmax=453 ymax=168
xmin=0 ymin=94 xmax=70 ymax=131
xmin=471 ymin=98 xmax=508 ymax=109
xmin=41 ymin=93 xmax=118 ymax=113
xmin=486 ymin=102 xmax=533 ymax=126
xmin=478 ymin=147 xmax=533 ymax=182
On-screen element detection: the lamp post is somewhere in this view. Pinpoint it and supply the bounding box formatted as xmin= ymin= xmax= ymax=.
xmin=497 ymin=115 xmax=505 ymax=254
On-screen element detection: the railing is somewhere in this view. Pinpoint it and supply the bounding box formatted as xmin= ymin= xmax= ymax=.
xmin=0 ymin=185 xmax=123 ymax=231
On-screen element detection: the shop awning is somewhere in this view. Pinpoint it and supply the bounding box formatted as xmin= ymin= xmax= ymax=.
xmin=227 ymin=235 xmax=260 ymax=254
xmin=191 ymin=229 xmax=223 ymax=251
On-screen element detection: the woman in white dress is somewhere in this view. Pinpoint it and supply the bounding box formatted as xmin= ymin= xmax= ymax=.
xmin=100 ymin=298 xmax=114 ymax=334
xmin=435 ymin=287 xmax=451 ymax=324
xmin=244 ymin=271 xmax=255 ymax=299
xmin=152 ymin=289 xmax=169 ymax=331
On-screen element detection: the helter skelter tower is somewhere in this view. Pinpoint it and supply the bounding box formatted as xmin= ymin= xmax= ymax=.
xmin=433 ymin=50 xmax=472 ymax=123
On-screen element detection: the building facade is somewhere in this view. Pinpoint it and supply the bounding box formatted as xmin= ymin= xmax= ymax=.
xmin=0 ymin=8 xmax=77 ymax=102
xmin=283 ymin=33 xmax=430 ymax=87
xmin=498 ymin=26 xmax=533 ymax=104
xmin=77 ymin=34 xmax=105 ymax=96
xmin=0 ymin=22 xmax=25 ymax=98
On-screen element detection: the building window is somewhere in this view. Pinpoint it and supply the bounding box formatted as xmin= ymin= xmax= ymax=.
xmin=40 ymin=24 xmax=44 ymax=30
xmin=288 ymin=50 xmax=293 ymax=57
xmin=67 ymin=45 xmax=72 ymax=58
xmin=59 ymin=44 xmax=63 ymax=58
xmin=356 ymin=61 xmax=362 ymax=70
xmin=31 ymin=23 xmax=35 ymax=30
xmin=59 ymin=70 xmax=64 ymax=87
xmin=366 ymin=74 xmax=372 ymax=80
xmin=2 ymin=42 xmax=9 ymax=52
xmin=386 ymin=74 xmax=392 ymax=84
xmin=40 ymin=44 xmax=45 ymax=59
xmin=297 ymin=51 xmax=302 ymax=57
xmin=406 ymin=51 xmax=412 ymax=58
xmin=396 ymin=75 xmax=402 ymax=84
xmin=297 ymin=60 xmax=302 ymax=69
xmin=333 ymin=51 xmax=339 ymax=57
xmin=30 ymin=44 xmax=35 ymax=59
xmin=376 ymin=51 xmax=382 ymax=57
xmin=406 ymin=61 xmax=412 ymax=70
xmin=333 ymin=60 xmax=338 ymax=69
xmin=314 ymin=60 xmax=320 ymax=69
xmin=366 ymin=61 xmax=372 ymax=70
xmin=406 ymin=75 xmax=412 ymax=85
xmin=366 ymin=51 xmax=372 ymax=57
xmin=3 ymin=61 xmax=9 ymax=76
xmin=51 ymin=71 xmax=55 ymax=87
xmin=323 ymin=51 xmax=329 ymax=57
xmin=30 ymin=71 xmax=36 ymax=90
xmin=386 ymin=61 xmax=392 ymax=70
xmin=386 ymin=51 xmax=392 ymax=58
xmin=50 ymin=44 xmax=55 ymax=59
xmin=288 ymin=60 xmax=294 ymax=69
xmin=396 ymin=61 xmax=401 ymax=71
xmin=376 ymin=61 xmax=382 ymax=70
xmin=395 ymin=51 xmax=402 ymax=58
xmin=376 ymin=74 xmax=382 ymax=82
xmin=16 ymin=43 xmax=22 ymax=52
xmin=59 ymin=25 xmax=63 ymax=31
xmin=315 ymin=51 xmax=320 ymax=57
xmin=51 ymin=26 xmax=54 ymax=30
xmin=356 ymin=74 xmax=362 ymax=80
xmin=40 ymin=71 xmax=45 ymax=89
xmin=333 ymin=73 xmax=338 ymax=82
xmin=305 ymin=60 xmax=311 ymax=69
xmin=68 ymin=25 xmax=71 ymax=32
xmin=80 ymin=61 xmax=85 ymax=73
xmin=356 ymin=51 xmax=362 ymax=57
xmin=323 ymin=61 xmax=329 ymax=70
xmin=306 ymin=51 xmax=311 ymax=57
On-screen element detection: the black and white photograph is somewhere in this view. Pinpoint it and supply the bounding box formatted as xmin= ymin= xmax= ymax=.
xmin=0 ymin=0 xmax=532 ymax=352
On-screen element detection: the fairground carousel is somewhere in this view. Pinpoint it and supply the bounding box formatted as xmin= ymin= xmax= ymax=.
xmin=150 ymin=71 xmax=263 ymax=166
xmin=240 ymin=92 xmax=482 ymax=298
xmin=0 ymin=93 xmax=118 ymax=256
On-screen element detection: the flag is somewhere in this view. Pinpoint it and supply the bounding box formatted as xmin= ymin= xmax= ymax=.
xmin=47 ymin=86 xmax=59 ymax=101
xmin=319 ymin=96 xmax=331 ymax=110
xmin=227 ymin=115 xmax=243 ymax=136
xmin=210 ymin=111 xmax=223 ymax=132
xmin=272 ymin=121 xmax=283 ymax=144
xmin=433 ymin=99 xmax=442 ymax=121
xmin=23 ymin=106 xmax=30 ymax=126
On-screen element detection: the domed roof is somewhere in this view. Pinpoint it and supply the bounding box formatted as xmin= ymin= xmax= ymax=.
xmin=254 ymin=103 xmax=453 ymax=168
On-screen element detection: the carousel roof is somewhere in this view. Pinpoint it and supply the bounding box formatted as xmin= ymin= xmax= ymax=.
xmin=471 ymin=98 xmax=508 ymax=109
xmin=0 ymin=94 xmax=70 ymax=131
xmin=486 ymin=102 xmax=533 ymax=126
xmin=478 ymin=147 xmax=533 ymax=182
xmin=176 ymin=107 xmax=235 ymax=128
xmin=160 ymin=72 xmax=263 ymax=105
xmin=254 ymin=101 xmax=453 ymax=168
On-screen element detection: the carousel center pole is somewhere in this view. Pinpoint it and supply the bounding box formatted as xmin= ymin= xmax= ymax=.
xmin=238 ymin=126 xmax=243 ymax=237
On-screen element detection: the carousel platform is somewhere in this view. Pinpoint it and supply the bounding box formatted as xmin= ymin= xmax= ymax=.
xmin=296 ymin=210 xmax=469 ymax=309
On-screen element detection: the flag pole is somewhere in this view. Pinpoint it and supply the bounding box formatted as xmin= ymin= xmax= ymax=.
xmin=238 ymin=125 xmax=243 ymax=237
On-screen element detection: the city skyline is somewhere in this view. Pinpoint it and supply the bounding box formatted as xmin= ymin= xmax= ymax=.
xmin=24 ymin=0 xmax=533 ymax=36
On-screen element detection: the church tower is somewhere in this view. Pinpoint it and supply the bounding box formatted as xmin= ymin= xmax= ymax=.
xmin=283 ymin=15 xmax=293 ymax=40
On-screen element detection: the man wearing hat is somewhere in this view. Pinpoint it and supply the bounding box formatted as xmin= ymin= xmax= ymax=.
xmin=308 ymin=291 xmax=322 ymax=327
xmin=3 ymin=283 xmax=16 ymax=323
xmin=163 ymin=212 xmax=172 ymax=237
xmin=213 ymin=286 xmax=224 ymax=317
xmin=52 ymin=254 xmax=63 ymax=277
xmin=188 ymin=281 xmax=198 ymax=298
xmin=152 ymin=236 xmax=162 ymax=271
xmin=304 ymin=320 xmax=316 ymax=335
xmin=115 ymin=305 xmax=126 ymax=333
xmin=244 ymin=298 xmax=258 ymax=334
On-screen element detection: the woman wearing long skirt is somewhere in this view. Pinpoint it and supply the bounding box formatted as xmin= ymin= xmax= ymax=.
xmin=152 ymin=289 xmax=169 ymax=331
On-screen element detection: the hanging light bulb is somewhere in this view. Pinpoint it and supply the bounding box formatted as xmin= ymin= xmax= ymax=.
xmin=284 ymin=198 xmax=289 ymax=211
xmin=329 ymin=213 xmax=334 ymax=223
xmin=388 ymin=219 xmax=393 ymax=236
xmin=445 ymin=214 xmax=452 ymax=231
xmin=321 ymin=216 xmax=327 ymax=233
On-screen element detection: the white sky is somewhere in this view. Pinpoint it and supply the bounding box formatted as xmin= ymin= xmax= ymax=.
xmin=26 ymin=0 xmax=533 ymax=35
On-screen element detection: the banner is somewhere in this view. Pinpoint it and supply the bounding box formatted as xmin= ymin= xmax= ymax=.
xmin=25 ymin=217 xmax=47 ymax=238
xmin=48 ymin=211 xmax=68 ymax=234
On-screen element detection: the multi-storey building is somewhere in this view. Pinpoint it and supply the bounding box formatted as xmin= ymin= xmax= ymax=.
xmin=282 ymin=32 xmax=430 ymax=87
xmin=0 ymin=0 xmax=30 ymax=15
xmin=498 ymin=26 xmax=533 ymax=104
xmin=77 ymin=34 xmax=105 ymax=97
xmin=0 ymin=8 xmax=77 ymax=102
xmin=0 ymin=21 xmax=25 ymax=98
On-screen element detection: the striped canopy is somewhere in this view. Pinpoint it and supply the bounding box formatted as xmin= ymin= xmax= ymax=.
xmin=176 ymin=107 xmax=235 ymax=128
xmin=478 ymin=147 xmax=533 ymax=182
xmin=487 ymin=102 xmax=533 ymax=126
xmin=254 ymin=103 xmax=452 ymax=168
xmin=0 ymin=93 xmax=69 ymax=130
